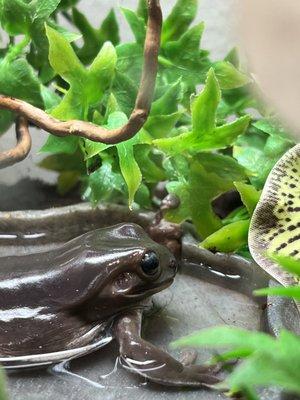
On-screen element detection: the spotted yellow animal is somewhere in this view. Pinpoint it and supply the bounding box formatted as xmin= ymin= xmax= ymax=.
xmin=249 ymin=144 xmax=300 ymax=287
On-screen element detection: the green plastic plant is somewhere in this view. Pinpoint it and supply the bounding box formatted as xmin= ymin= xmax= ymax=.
xmin=0 ymin=369 xmax=7 ymax=400
xmin=172 ymin=255 xmax=300 ymax=398
xmin=0 ymin=0 xmax=298 ymax=398
xmin=0 ymin=0 xmax=294 ymax=226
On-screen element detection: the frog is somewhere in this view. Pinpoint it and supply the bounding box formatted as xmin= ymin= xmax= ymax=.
xmin=0 ymin=223 xmax=219 ymax=388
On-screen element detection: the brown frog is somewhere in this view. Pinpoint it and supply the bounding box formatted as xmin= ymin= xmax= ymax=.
xmin=0 ymin=223 xmax=219 ymax=388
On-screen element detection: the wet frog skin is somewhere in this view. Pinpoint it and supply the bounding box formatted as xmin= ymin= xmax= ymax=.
xmin=0 ymin=223 xmax=219 ymax=388
xmin=0 ymin=223 xmax=175 ymax=356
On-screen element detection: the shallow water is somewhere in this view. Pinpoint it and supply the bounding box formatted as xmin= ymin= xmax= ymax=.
xmin=0 ymin=204 xmax=297 ymax=400
xmin=6 ymin=272 xmax=261 ymax=400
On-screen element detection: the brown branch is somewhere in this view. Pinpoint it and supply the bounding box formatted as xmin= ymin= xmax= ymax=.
xmin=0 ymin=0 xmax=162 ymax=145
xmin=0 ymin=117 xmax=32 ymax=169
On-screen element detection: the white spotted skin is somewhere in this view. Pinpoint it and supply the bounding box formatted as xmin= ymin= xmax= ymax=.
xmin=249 ymin=144 xmax=300 ymax=287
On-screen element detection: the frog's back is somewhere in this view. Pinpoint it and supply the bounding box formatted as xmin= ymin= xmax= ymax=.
xmin=0 ymin=223 xmax=150 ymax=308
xmin=0 ymin=231 xmax=104 ymax=358
xmin=0 ymin=224 xmax=153 ymax=361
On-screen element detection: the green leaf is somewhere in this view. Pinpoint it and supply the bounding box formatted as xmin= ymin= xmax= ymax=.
xmin=213 ymin=61 xmax=251 ymax=90
xmin=99 ymin=9 xmax=120 ymax=46
xmin=151 ymin=80 xmax=183 ymax=115
xmin=40 ymin=85 xmax=61 ymax=110
xmin=87 ymin=41 xmax=117 ymax=105
xmin=71 ymin=8 xmax=119 ymax=65
xmin=134 ymin=183 xmax=152 ymax=209
xmin=134 ymin=145 xmax=166 ymax=183
xmin=212 ymin=349 xmax=254 ymax=363
xmin=166 ymin=161 xmax=234 ymax=238
xmin=84 ymin=139 xmax=110 ymax=160
xmin=163 ymin=154 xmax=245 ymax=239
xmin=39 ymin=135 xmax=79 ymax=154
xmin=0 ymin=57 xmax=43 ymax=106
xmin=171 ymin=326 xmax=274 ymax=351
xmin=46 ymin=24 xmax=85 ymax=83
xmin=118 ymin=142 xmax=142 ymax=208
xmin=171 ymin=326 xmax=300 ymax=395
xmin=87 ymin=158 xmax=124 ymax=205
xmin=116 ymin=41 xmax=143 ymax=89
xmin=94 ymin=111 xmax=145 ymax=207
xmin=145 ymin=112 xmax=182 ymax=139
xmin=234 ymin=182 xmax=261 ymax=215
xmin=0 ymin=54 xmax=44 ymax=134
xmin=222 ymin=206 xmax=249 ymax=226
xmin=113 ymin=71 xmax=138 ymax=115
xmin=210 ymin=116 xmax=251 ymax=150
xmin=72 ymin=7 xmax=98 ymax=64
xmin=253 ymin=117 xmax=294 ymax=141
xmin=121 ymin=7 xmax=146 ymax=44
xmin=164 ymin=22 xmax=205 ymax=66
xmin=193 ymin=70 xmax=221 ymax=133
xmin=228 ymin=332 xmax=300 ymax=394
xmin=195 ymin=153 xmax=247 ymax=182
xmin=34 ymin=0 xmax=62 ymax=19
xmin=224 ymin=47 xmax=240 ymax=68
xmin=165 ymin=180 xmax=190 ymax=222
xmin=108 ymin=112 xmax=142 ymax=207
xmin=0 ymin=111 xmax=14 ymax=135
xmin=154 ymin=69 xmax=251 ymax=154
xmin=57 ymin=0 xmax=79 ymax=10
xmin=239 ymin=387 xmax=260 ymax=400
xmin=268 ymin=254 xmax=300 ymax=278
xmin=143 ymin=81 xmax=184 ymax=138
xmin=137 ymin=0 xmax=148 ymax=21
xmin=46 ymin=25 xmax=116 ymax=120
xmin=39 ymin=151 xmax=85 ymax=173
xmin=0 ymin=0 xmax=63 ymax=72
xmin=47 ymin=20 xmax=81 ymax=42
xmin=163 ymin=155 xmax=190 ymax=181
xmin=233 ymin=128 xmax=292 ymax=189
xmin=161 ymin=22 xmax=206 ymax=91
xmin=0 ymin=369 xmax=7 ymax=400
xmin=57 ymin=170 xmax=80 ymax=195
xmin=71 ymin=6 xmax=100 ymax=64
xmin=83 ymin=139 xmax=108 ymax=160
xmin=162 ymin=0 xmax=198 ymax=43
xmin=201 ymin=219 xmax=250 ymax=253
xmin=0 ymin=0 xmax=31 ymax=35
xmin=254 ymin=286 xmax=300 ymax=300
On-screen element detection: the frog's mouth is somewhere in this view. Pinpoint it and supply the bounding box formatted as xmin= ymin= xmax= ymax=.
xmin=125 ymin=278 xmax=174 ymax=299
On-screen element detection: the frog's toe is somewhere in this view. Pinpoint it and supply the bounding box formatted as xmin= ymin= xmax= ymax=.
xmin=182 ymin=364 xmax=221 ymax=387
xmin=179 ymin=349 xmax=198 ymax=366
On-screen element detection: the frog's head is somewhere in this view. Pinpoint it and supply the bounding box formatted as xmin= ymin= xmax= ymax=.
xmin=80 ymin=223 xmax=178 ymax=319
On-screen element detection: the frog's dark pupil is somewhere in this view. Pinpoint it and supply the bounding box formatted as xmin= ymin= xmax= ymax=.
xmin=140 ymin=252 xmax=159 ymax=275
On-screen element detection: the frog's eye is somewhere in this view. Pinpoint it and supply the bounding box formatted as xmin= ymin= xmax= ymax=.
xmin=140 ymin=251 xmax=160 ymax=276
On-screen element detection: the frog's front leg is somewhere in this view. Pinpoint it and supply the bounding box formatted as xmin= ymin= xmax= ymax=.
xmin=113 ymin=310 xmax=220 ymax=388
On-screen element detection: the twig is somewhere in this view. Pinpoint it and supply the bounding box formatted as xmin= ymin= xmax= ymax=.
xmin=0 ymin=117 xmax=32 ymax=169
xmin=0 ymin=0 xmax=162 ymax=145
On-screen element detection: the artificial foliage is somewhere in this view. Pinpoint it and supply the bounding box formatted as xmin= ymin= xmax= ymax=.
xmin=0 ymin=0 xmax=295 ymax=242
xmin=0 ymin=1 xmax=299 ymax=399
xmin=172 ymin=256 xmax=300 ymax=398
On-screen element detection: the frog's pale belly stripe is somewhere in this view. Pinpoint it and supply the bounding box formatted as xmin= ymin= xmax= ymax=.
xmin=0 ymin=223 xmax=176 ymax=369
xmin=0 ymin=324 xmax=113 ymax=370
xmin=249 ymin=144 xmax=300 ymax=287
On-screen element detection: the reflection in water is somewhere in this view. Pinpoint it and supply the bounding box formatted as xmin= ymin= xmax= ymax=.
xmin=1 ymin=225 xmax=270 ymax=399
xmin=202 ymin=265 xmax=241 ymax=280
xmin=0 ymin=232 xmax=46 ymax=242
xmin=52 ymin=361 xmax=106 ymax=389
xmin=52 ymin=357 xmax=148 ymax=390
